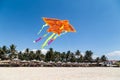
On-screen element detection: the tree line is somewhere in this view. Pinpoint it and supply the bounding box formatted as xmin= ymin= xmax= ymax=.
xmin=0 ymin=44 xmax=107 ymax=63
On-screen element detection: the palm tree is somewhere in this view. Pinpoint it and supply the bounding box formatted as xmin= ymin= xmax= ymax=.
xmin=25 ymin=48 xmax=30 ymax=54
xmin=9 ymin=44 xmax=17 ymax=60
xmin=18 ymin=51 xmax=24 ymax=60
xmin=29 ymin=51 xmax=36 ymax=60
xmin=40 ymin=54 xmax=45 ymax=61
xmin=75 ymin=50 xmax=81 ymax=62
xmin=2 ymin=45 xmax=8 ymax=54
xmin=66 ymin=50 xmax=71 ymax=62
xmin=60 ymin=52 xmax=66 ymax=62
xmin=70 ymin=53 xmax=76 ymax=62
xmin=75 ymin=50 xmax=81 ymax=57
xmin=83 ymin=50 xmax=93 ymax=62
xmin=23 ymin=48 xmax=30 ymax=60
xmin=95 ymin=57 xmax=100 ymax=65
xmin=0 ymin=47 xmax=4 ymax=60
xmin=35 ymin=50 xmax=41 ymax=60
xmin=100 ymin=55 xmax=107 ymax=62
xmin=78 ymin=55 xmax=84 ymax=62
xmin=54 ymin=51 xmax=61 ymax=62
xmin=0 ymin=46 xmax=9 ymax=60
xmin=45 ymin=48 xmax=54 ymax=62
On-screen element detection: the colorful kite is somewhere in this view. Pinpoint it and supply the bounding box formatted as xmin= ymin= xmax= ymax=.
xmin=33 ymin=17 xmax=76 ymax=48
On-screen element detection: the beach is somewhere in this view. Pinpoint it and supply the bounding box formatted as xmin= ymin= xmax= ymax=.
xmin=0 ymin=67 xmax=119 ymax=80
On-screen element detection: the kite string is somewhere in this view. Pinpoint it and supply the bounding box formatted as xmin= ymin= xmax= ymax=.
xmin=37 ymin=24 xmax=48 ymax=35
xmin=41 ymin=33 xmax=56 ymax=48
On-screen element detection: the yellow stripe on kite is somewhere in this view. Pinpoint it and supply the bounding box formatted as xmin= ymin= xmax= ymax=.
xmin=41 ymin=33 xmax=56 ymax=48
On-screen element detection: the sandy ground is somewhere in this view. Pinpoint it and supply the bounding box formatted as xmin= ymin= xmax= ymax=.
xmin=0 ymin=67 xmax=120 ymax=80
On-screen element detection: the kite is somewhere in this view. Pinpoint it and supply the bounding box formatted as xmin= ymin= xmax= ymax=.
xmin=33 ymin=17 xmax=76 ymax=49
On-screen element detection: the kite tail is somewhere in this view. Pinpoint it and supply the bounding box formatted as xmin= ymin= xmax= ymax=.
xmin=37 ymin=24 xmax=48 ymax=35
xmin=48 ymin=39 xmax=54 ymax=45
xmin=48 ymin=34 xmax=58 ymax=45
xmin=47 ymin=31 xmax=67 ymax=45
xmin=33 ymin=33 xmax=49 ymax=43
xmin=33 ymin=37 xmax=42 ymax=43
xmin=41 ymin=33 xmax=56 ymax=48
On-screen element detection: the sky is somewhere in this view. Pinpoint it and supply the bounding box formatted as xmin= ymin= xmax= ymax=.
xmin=0 ymin=0 xmax=120 ymax=60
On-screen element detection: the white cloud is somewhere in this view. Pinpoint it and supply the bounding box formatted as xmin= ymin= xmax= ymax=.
xmin=106 ymin=51 xmax=120 ymax=60
xmin=21 ymin=49 xmax=48 ymax=54
xmin=92 ymin=55 xmax=98 ymax=59
xmin=41 ymin=49 xmax=48 ymax=54
xmin=81 ymin=52 xmax=84 ymax=55
xmin=22 ymin=49 xmax=37 ymax=53
xmin=22 ymin=49 xmax=26 ymax=53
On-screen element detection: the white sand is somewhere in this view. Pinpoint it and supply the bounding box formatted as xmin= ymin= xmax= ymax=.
xmin=0 ymin=67 xmax=120 ymax=80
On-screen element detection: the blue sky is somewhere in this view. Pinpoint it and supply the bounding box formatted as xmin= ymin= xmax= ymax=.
xmin=0 ymin=0 xmax=120 ymax=59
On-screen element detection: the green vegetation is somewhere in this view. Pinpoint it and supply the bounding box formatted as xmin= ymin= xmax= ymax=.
xmin=0 ymin=44 xmax=108 ymax=63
